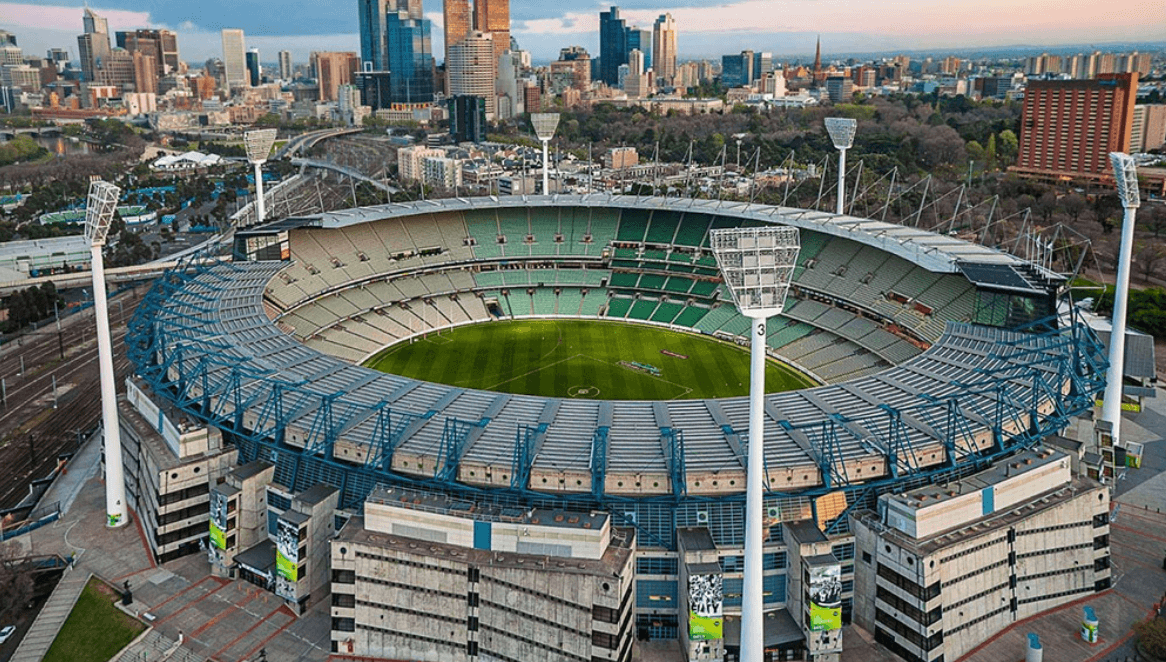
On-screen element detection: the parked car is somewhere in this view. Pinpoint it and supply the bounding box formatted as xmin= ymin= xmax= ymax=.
xmin=0 ymin=625 xmax=15 ymax=644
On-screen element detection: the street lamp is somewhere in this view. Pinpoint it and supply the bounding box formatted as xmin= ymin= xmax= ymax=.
xmin=244 ymin=128 xmax=278 ymax=225
xmin=84 ymin=179 xmax=128 ymax=528
xmin=824 ymin=117 xmax=857 ymax=216
xmin=530 ymin=113 xmax=560 ymax=195
xmin=709 ymin=226 xmax=800 ymax=662
xmin=1101 ymin=153 xmax=1139 ymax=450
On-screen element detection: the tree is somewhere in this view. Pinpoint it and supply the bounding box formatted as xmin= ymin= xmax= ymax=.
xmin=1061 ymin=193 xmax=1087 ymax=224
xmin=1135 ymin=242 xmax=1165 ymax=284
xmin=1146 ymin=204 xmax=1166 ymax=238
xmin=997 ymin=129 xmax=1018 ymax=165
xmin=1135 ymin=617 xmax=1166 ymax=659
xmin=0 ymin=541 xmax=34 ymax=619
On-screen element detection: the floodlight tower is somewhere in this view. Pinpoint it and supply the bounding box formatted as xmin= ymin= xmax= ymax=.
xmin=824 ymin=117 xmax=857 ymax=216
xmin=530 ymin=113 xmax=560 ymax=195
xmin=244 ymin=128 xmax=278 ymax=225
xmin=85 ymin=180 xmax=128 ymax=528
xmin=1101 ymin=153 xmax=1140 ymax=449
xmin=710 ymin=226 xmax=800 ymax=662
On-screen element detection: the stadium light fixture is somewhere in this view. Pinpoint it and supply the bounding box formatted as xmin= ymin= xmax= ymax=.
xmin=244 ymin=128 xmax=278 ymax=225
xmin=86 ymin=179 xmax=129 ymax=528
xmin=824 ymin=117 xmax=857 ymax=216
xmin=709 ymin=226 xmax=800 ymax=662
xmin=530 ymin=113 xmax=560 ymax=195
xmin=1100 ymin=153 xmax=1140 ymax=450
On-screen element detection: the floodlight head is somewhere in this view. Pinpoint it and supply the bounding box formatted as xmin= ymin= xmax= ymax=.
xmin=244 ymin=128 xmax=278 ymax=164
xmin=710 ymin=226 xmax=801 ymax=318
xmin=1110 ymin=152 xmax=1140 ymax=209
xmin=84 ymin=180 xmax=121 ymax=247
xmin=530 ymin=113 xmax=561 ymax=142
xmin=824 ymin=117 xmax=857 ymax=150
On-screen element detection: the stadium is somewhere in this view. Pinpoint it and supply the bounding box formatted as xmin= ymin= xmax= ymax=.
xmin=125 ymin=193 xmax=1109 ymax=658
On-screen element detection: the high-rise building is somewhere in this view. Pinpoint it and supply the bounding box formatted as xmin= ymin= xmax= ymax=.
xmin=131 ymin=50 xmax=157 ymax=94
xmin=652 ymin=13 xmax=676 ymax=88
xmin=473 ymin=0 xmax=510 ymax=66
xmin=0 ymin=31 xmax=16 ymax=47
xmin=1014 ymin=73 xmax=1138 ymax=184
xmin=312 ymin=51 xmax=360 ymax=101
xmin=246 ymin=49 xmax=261 ymax=87
xmin=721 ymin=51 xmax=753 ymax=88
xmin=385 ymin=10 xmax=435 ymax=105
xmin=825 ymin=75 xmax=853 ymax=103
xmin=753 ymin=52 xmax=773 ymax=78
xmin=449 ymin=94 xmax=487 ymax=143
xmin=625 ymin=27 xmax=650 ymax=71
xmin=443 ymin=0 xmax=472 ymax=71
xmin=221 ymin=29 xmax=247 ymax=89
xmin=627 ymin=48 xmax=644 ymax=77
xmin=1131 ymin=104 xmax=1166 ymax=153
xmin=83 ymin=8 xmax=108 ymax=38
xmin=557 ymin=46 xmax=591 ymax=90
xmin=97 ymin=49 xmax=135 ymax=89
xmin=77 ymin=7 xmax=111 ymax=83
xmin=495 ymin=50 xmax=520 ymax=119
xmin=447 ymin=31 xmax=495 ymax=118
xmin=599 ymin=7 xmax=626 ymax=86
xmin=116 ymin=30 xmax=179 ymax=78
xmin=278 ymin=50 xmax=293 ymax=80
xmin=357 ymin=0 xmax=420 ymax=70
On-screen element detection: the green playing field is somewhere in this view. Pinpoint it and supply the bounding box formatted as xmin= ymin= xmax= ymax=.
xmin=364 ymin=319 xmax=817 ymax=400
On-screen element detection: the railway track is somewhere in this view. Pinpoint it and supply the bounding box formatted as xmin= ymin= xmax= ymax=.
xmin=0 ymin=288 xmax=143 ymax=510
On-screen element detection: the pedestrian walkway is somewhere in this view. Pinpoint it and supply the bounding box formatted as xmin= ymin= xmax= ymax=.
xmin=9 ymin=567 xmax=89 ymax=662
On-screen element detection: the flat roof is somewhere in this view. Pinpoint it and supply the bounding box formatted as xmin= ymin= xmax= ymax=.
xmin=677 ymin=527 xmax=717 ymax=552
xmin=338 ymin=515 xmax=633 ymax=577
xmin=723 ymin=608 xmax=804 ymax=648
xmin=368 ymin=486 xmax=607 ymax=531
xmin=232 ymin=460 xmax=273 ymax=481
xmin=235 ymin=539 xmax=275 ymax=574
xmin=296 ymin=483 xmax=338 ymax=507
xmin=785 ymin=520 xmax=828 ymax=545
xmin=887 ymin=447 xmax=1063 ymax=511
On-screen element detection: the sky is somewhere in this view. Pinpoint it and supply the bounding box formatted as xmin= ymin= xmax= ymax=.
xmin=3 ymin=0 xmax=1164 ymax=66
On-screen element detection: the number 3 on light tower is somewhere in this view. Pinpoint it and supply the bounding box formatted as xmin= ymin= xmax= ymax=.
xmin=757 ymin=324 xmax=765 ymax=336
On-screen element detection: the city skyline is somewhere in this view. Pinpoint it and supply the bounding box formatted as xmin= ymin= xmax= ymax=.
xmin=3 ymin=0 xmax=1164 ymax=65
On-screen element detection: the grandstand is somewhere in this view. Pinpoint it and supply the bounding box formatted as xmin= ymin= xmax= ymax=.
xmin=131 ymin=193 xmax=1100 ymax=527
xmin=125 ymin=194 xmax=1110 ymax=661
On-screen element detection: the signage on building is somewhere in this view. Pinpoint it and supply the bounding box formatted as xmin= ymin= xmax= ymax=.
xmin=688 ymin=573 xmax=723 ymax=641
xmin=276 ymin=518 xmax=299 ymax=582
xmin=209 ymin=490 xmax=228 ymax=550
xmin=809 ymin=564 xmax=842 ymax=631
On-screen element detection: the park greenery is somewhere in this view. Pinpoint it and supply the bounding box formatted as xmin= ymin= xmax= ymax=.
xmin=43 ymin=578 xmax=145 ymax=662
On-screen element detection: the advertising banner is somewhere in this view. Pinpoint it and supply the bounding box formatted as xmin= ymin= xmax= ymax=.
xmin=276 ymin=518 xmax=299 ymax=583
xmin=688 ymin=573 xmax=723 ymax=641
xmin=208 ymin=490 xmax=228 ymax=550
xmin=809 ymin=564 xmax=842 ymax=632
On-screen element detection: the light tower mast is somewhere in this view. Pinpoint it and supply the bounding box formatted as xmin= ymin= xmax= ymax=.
xmin=710 ymin=226 xmax=801 ymax=662
xmin=85 ymin=179 xmax=128 ymax=527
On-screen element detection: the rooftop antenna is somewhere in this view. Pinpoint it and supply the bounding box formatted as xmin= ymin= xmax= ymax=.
xmin=85 ymin=180 xmax=128 ymax=528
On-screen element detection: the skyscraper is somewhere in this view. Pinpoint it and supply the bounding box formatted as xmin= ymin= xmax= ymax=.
xmin=652 ymin=13 xmax=676 ymax=88
xmin=625 ymin=27 xmax=650 ymax=71
xmin=447 ymin=31 xmax=495 ymax=118
xmin=278 ymin=50 xmax=293 ymax=80
xmin=358 ymin=0 xmax=389 ymax=70
xmin=443 ymin=0 xmax=472 ymax=71
xmin=246 ymin=48 xmax=261 ymax=87
xmin=221 ymin=29 xmax=247 ymax=89
xmin=313 ymin=51 xmax=360 ymax=101
xmin=598 ymin=7 xmax=626 ymax=86
xmin=116 ymin=29 xmax=180 ymax=78
xmin=1014 ymin=73 xmax=1138 ymax=183
xmin=473 ymin=0 xmax=510 ymax=66
xmin=77 ymin=6 xmax=111 ymax=83
xmin=385 ymin=10 xmax=435 ymax=104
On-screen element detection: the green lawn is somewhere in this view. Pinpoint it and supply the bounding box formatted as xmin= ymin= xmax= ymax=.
xmin=365 ymin=319 xmax=817 ymax=400
xmin=44 ymin=578 xmax=146 ymax=662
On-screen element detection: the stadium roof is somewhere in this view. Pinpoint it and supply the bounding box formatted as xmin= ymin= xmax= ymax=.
xmin=303 ymin=194 xmax=1043 ymax=276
